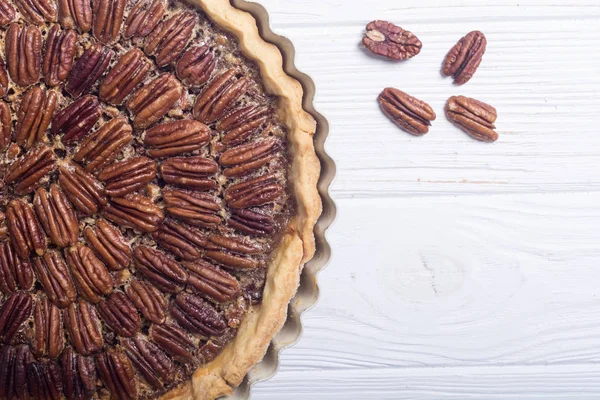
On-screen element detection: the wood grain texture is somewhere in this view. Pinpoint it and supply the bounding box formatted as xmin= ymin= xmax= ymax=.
xmin=249 ymin=0 xmax=600 ymax=398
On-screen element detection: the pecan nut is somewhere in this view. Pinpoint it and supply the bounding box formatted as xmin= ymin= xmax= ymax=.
xmin=58 ymin=0 xmax=92 ymax=32
xmin=0 ymin=57 xmax=9 ymax=98
xmin=73 ymin=117 xmax=133 ymax=173
xmin=184 ymin=260 xmax=239 ymax=303
xmin=5 ymin=146 xmax=57 ymax=195
xmin=122 ymin=336 xmax=174 ymax=389
xmin=228 ymin=207 xmax=275 ymax=236
xmin=162 ymin=188 xmax=221 ymax=229
xmin=207 ymin=233 xmax=262 ymax=256
xmin=0 ymin=1 xmax=16 ymax=26
xmin=144 ymin=119 xmax=211 ymax=158
xmin=0 ymin=291 xmax=33 ymax=343
xmin=362 ymin=20 xmax=422 ymax=60
xmin=0 ymin=346 xmax=34 ymax=400
xmin=445 ymin=95 xmax=498 ymax=142
xmin=32 ymin=251 xmax=77 ymax=308
xmin=95 ymin=351 xmax=137 ymax=400
xmin=34 ymin=184 xmax=79 ymax=248
xmin=99 ymin=48 xmax=151 ymax=105
xmin=15 ymin=86 xmax=58 ymax=149
xmin=51 ymin=95 xmax=101 ymax=144
xmin=97 ymin=291 xmax=140 ymax=337
xmin=378 ymin=87 xmax=436 ymax=135
xmin=66 ymin=43 xmax=114 ymax=98
xmin=193 ymin=69 xmax=249 ymax=123
xmin=65 ymin=244 xmax=114 ymax=304
xmin=149 ymin=322 xmax=196 ymax=364
xmin=0 ymin=101 xmax=10 ymax=151
xmin=152 ymin=219 xmax=208 ymax=261
xmin=43 ymin=24 xmax=77 ymax=86
xmin=125 ymin=279 xmax=167 ymax=324
xmin=442 ymin=31 xmax=487 ymax=85
xmin=133 ymin=246 xmax=188 ymax=293
xmin=224 ymin=173 xmax=283 ymax=209
xmin=0 ymin=241 xmax=35 ymax=293
xmin=5 ymin=23 xmax=42 ymax=87
xmin=127 ymin=73 xmax=182 ymax=129
xmin=65 ymin=300 xmax=103 ymax=355
xmin=7 ymin=199 xmax=47 ymax=258
xmin=160 ymin=156 xmax=218 ymax=190
xmin=61 ymin=347 xmax=97 ymax=400
xmin=98 ymin=156 xmax=157 ymax=197
xmin=31 ymin=296 xmax=64 ymax=358
xmin=144 ymin=11 xmax=197 ymax=67
xmin=15 ymin=0 xmax=57 ymax=25
xmin=123 ymin=0 xmax=164 ymax=39
xmin=58 ymin=162 xmax=108 ymax=215
xmin=176 ymin=45 xmax=216 ymax=87
xmin=27 ymin=361 xmax=63 ymax=400
xmin=217 ymin=105 xmax=271 ymax=145
xmin=92 ymin=0 xmax=126 ymax=43
xmin=83 ymin=219 xmax=131 ymax=271
xmin=171 ymin=292 xmax=227 ymax=337
xmin=103 ymin=194 xmax=164 ymax=233
xmin=219 ymin=137 xmax=281 ymax=177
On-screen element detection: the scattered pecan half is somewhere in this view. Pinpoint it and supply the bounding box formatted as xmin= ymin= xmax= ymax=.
xmin=0 ymin=346 xmax=34 ymax=400
xmin=0 ymin=0 xmax=16 ymax=26
xmin=362 ymin=20 xmax=422 ymax=60
xmin=0 ymin=101 xmax=10 ymax=151
xmin=193 ymin=69 xmax=249 ymax=123
xmin=204 ymin=234 xmax=261 ymax=270
xmin=0 ymin=241 xmax=35 ymax=293
xmin=27 ymin=361 xmax=63 ymax=400
xmin=65 ymin=243 xmax=114 ymax=303
xmin=31 ymin=296 xmax=64 ymax=358
xmin=99 ymin=48 xmax=151 ymax=105
xmin=163 ymin=188 xmax=221 ymax=229
xmin=7 ymin=199 xmax=47 ymax=258
xmin=228 ymin=207 xmax=275 ymax=236
xmin=5 ymin=145 xmax=57 ymax=195
xmin=5 ymin=23 xmax=42 ymax=87
xmin=0 ymin=291 xmax=33 ymax=342
xmin=58 ymin=0 xmax=92 ymax=32
xmin=83 ymin=219 xmax=131 ymax=271
xmin=65 ymin=300 xmax=103 ymax=355
xmin=43 ymin=24 xmax=77 ymax=86
xmin=144 ymin=119 xmax=211 ymax=158
xmin=150 ymin=322 xmax=197 ymax=364
xmin=219 ymin=137 xmax=281 ymax=177
xmin=122 ymin=336 xmax=174 ymax=389
xmin=127 ymin=73 xmax=183 ymax=129
xmin=0 ymin=57 xmax=9 ymax=98
xmin=95 ymin=351 xmax=137 ymax=400
xmin=133 ymin=245 xmax=188 ymax=293
xmin=217 ymin=105 xmax=271 ymax=145
xmin=224 ymin=173 xmax=283 ymax=209
xmin=152 ymin=219 xmax=207 ymax=261
xmin=15 ymin=86 xmax=58 ymax=149
xmin=66 ymin=43 xmax=114 ymax=98
xmin=171 ymin=292 xmax=227 ymax=337
xmin=73 ymin=117 xmax=133 ymax=173
xmin=442 ymin=31 xmax=487 ymax=85
xmin=51 ymin=95 xmax=101 ymax=144
xmin=98 ymin=156 xmax=156 ymax=197
xmin=125 ymin=279 xmax=167 ymax=324
xmin=160 ymin=156 xmax=217 ymax=190
xmin=185 ymin=260 xmax=240 ymax=303
xmin=15 ymin=0 xmax=57 ymax=25
xmin=378 ymin=87 xmax=436 ymax=135
xmin=32 ymin=251 xmax=77 ymax=308
xmin=58 ymin=162 xmax=108 ymax=215
xmin=123 ymin=0 xmax=164 ymax=39
xmin=34 ymin=184 xmax=79 ymax=248
xmin=97 ymin=291 xmax=140 ymax=337
xmin=445 ymin=95 xmax=498 ymax=142
xmin=103 ymin=194 xmax=164 ymax=232
xmin=92 ymin=0 xmax=126 ymax=43
xmin=144 ymin=11 xmax=197 ymax=67
xmin=61 ymin=347 xmax=97 ymax=400
xmin=176 ymin=45 xmax=216 ymax=87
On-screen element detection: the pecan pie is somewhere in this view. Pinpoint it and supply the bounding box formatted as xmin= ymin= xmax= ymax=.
xmin=0 ymin=0 xmax=320 ymax=399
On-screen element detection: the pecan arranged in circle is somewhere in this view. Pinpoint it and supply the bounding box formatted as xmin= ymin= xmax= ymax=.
xmin=127 ymin=73 xmax=183 ymax=129
xmin=0 ymin=346 xmax=34 ymax=400
xmin=144 ymin=119 xmax=211 ymax=158
xmin=133 ymin=245 xmax=188 ymax=294
xmin=92 ymin=0 xmax=126 ymax=43
xmin=65 ymin=300 xmax=103 ymax=355
xmin=185 ymin=259 xmax=240 ymax=303
xmin=58 ymin=0 xmax=92 ymax=32
xmin=58 ymin=162 xmax=108 ymax=215
xmin=219 ymin=137 xmax=281 ymax=177
xmin=95 ymin=350 xmax=137 ymax=400
xmin=125 ymin=279 xmax=167 ymax=324
xmin=5 ymin=145 xmax=57 ymax=195
xmin=98 ymin=156 xmax=157 ymax=197
xmin=61 ymin=347 xmax=97 ymax=400
xmin=51 ymin=95 xmax=101 ymax=144
xmin=123 ymin=0 xmax=164 ymax=39
xmin=442 ymin=31 xmax=487 ymax=85
xmin=66 ymin=43 xmax=114 ymax=98
xmin=99 ymin=48 xmax=151 ymax=105
xmin=176 ymin=45 xmax=216 ymax=87
xmin=362 ymin=20 xmax=422 ymax=60
xmin=103 ymin=194 xmax=164 ymax=233
xmin=31 ymin=296 xmax=64 ymax=358
xmin=34 ymin=184 xmax=79 ymax=248
xmin=193 ymin=69 xmax=249 ymax=124
xmin=217 ymin=105 xmax=271 ymax=145
xmin=16 ymin=86 xmax=58 ymax=149
xmin=163 ymin=188 xmax=221 ymax=229
xmin=152 ymin=219 xmax=208 ymax=261
xmin=445 ymin=95 xmax=498 ymax=142
xmin=378 ymin=88 xmax=436 ymax=135
xmin=27 ymin=361 xmax=63 ymax=400
xmin=144 ymin=11 xmax=197 ymax=67
xmin=0 ymin=291 xmax=33 ymax=343
xmin=160 ymin=156 xmax=218 ymax=190
xmin=171 ymin=292 xmax=227 ymax=337
xmin=204 ymin=233 xmax=261 ymax=270
xmin=7 ymin=199 xmax=47 ymax=258
xmin=228 ymin=207 xmax=275 ymax=236
xmin=5 ymin=23 xmax=42 ymax=87
xmin=0 ymin=101 xmax=10 ymax=151
xmin=122 ymin=336 xmax=174 ymax=389
xmin=32 ymin=251 xmax=77 ymax=308
xmin=0 ymin=0 xmax=15 ymax=26
xmin=0 ymin=57 xmax=9 ymax=98
xmin=149 ymin=322 xmax=196 ymax=364
xmin=97 ymin=291 xmax=140 ymax=337
xmin=15 ymin=0 xmax=57 ymax=25
xmin=225 ymin=173 xmax=283 ymax=209
xmin=83 ymin=219 xmax=131 ymax=271
xmin=0 ymin=241 xmax=35 ymax=293
xmin=43 ymin=24 xmax=77 ymax=86
xmin=65 ymin=243 xmax=114 ymax=304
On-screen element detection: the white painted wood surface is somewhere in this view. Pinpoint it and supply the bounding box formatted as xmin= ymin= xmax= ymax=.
xmin=251 ymin=1 xmax=600 ymax=398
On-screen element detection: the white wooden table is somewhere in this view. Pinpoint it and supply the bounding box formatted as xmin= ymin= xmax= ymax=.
xmin=252 ymin=1 xmax=600 ymax=398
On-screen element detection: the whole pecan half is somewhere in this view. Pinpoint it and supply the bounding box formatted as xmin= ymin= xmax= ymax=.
xmin=193 ymin=69 xmax=249 ymax=124
xmin=0 ymin=346 xmax=34 ymax=400
xmin=15 ymin=86 xmax=58 ymax=149
xmin=32 ymin=251 xmax=77 ymax=308
xmin=7 ymin=199 xmax=47 ymax=258
xmin=125 ymin=279 xmax=167 ymax=324
xmin=127 ymin=73 xmax=183 ymax=129
xmin=144 ymin=119 xmax=211 ymax=158
xmin=51 ymin=95 xmax=101 ymax=144
xmin=163 ymin=188 xmax=221 ymax=229
xmin=0 ymin=241 xmax=35 ymax=293
xmin=92 ymin=0 xmax=126 ymax=43
xmin=34 ymin=184 xmax=79 ymax=248
xmin=65 ymin=244 xmax=114 ymax=303
xmin=99 ymin=49 xmax=151 ymax=105
xmin=95 ymin=351 xmax=137 ymax=400
xmin=83 ymin=219 xmax=131 ymax=271
xmin=445 ymin=95 xmax=498 ymax=142
xmin=5 ymin=23 xmax=42 ymax=87
xmin=98 ymin=156 xmax=156 ymax=197
xmin=43 ymin=24 xmax=77 ymax=86
xmin=160 ymin=156 xmax=217 ymax=190
xmin=205 ymin=247 xmax=260 ymax=270
xmin=27 ymin=361 xmax=63 ymax=400
xmin=5 ymin=145 xmax=57 ymax=195
xmin=171 ymin=292 xmax=227 ymax=337
xmin=152 ymin=219 xmax=207 ymax=261
xmin=65 ymin=300 xmax=103 ymax=355
xmin=224 ymin=173 xmax=283 ymax=209
xmin=217 ymin=105 xmax=271 ymax=145
xmin=0 ymin=101 xmax=10 ymax=151
xmin=66 ymin=43 xmax=114 ymax=98
xmin=176 ymin=45 xmax=216 ymax=87
xmin=362 ymin=20 xmax=422 ymax=60
xmin=61 ymin=347 xmax=97 ymax=400
xmin=15 ymin=0 xmax=57 ymax=25
xmin=0 ymin=1 xmax=15 ymax=26
xmin=219 ymin=137 xmax=281 ymax=177
xmin=58 ymin=162 xmax=108 ymax=215
xmin=149 ymin=322 xmax=196 ymax=364
xmin=0 ymin=57 xmax=9 ymax=98
xmin=103 ymin=194 xmax=164 ymax=233
xmin=31 ymin=296 xmax=64 ymax=358
xmin=0 ymin=291 xmax=33 ymax=343
xmin=122 ymin=336 xmax=174 ymax=389
xmin=58 ymin=0 xmax=92 ymax=32
xmin=144 ymin=11 xmax=197 ymax=67
xmin=228 ymin=207 xmax=275 ymax=236
xmin=185 ymin=260 xmax=240 ymax=303
xmin=123 ymin=0 xmax=164 ymax=39
xmin=97 ymin=291 xmax=140 ymax=337
xmin=442 ymin=31 xmax=487 ymax=85
xmin=133 ymin=246 xmax=188 ymax=293
xmin=73 ymin=117 xmax=133 ymax=173
xmin=378 ymin=87 xmax=436 ymax=135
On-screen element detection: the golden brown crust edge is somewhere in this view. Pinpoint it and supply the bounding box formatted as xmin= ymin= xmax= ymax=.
xmin=161 ymin=0 xmax=321 ymax=399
